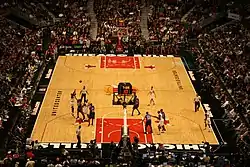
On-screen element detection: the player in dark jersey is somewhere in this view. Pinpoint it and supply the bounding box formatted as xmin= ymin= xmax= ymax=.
xmin=132 ymin=97 xmax=140 ymax=116
xmin=88 ymin=103 xmax=95 ymax=126
xmin=77 ymin=99 xmax=85 ymax=120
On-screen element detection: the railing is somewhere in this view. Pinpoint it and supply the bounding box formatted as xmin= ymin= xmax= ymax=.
xmin=181 ymin=5 xmax=196 ymax=23
xmin=199 ymin=12 xmax=226 ymax=28
xmin=4 ymin=17 xmax=28 ymax=30
xmin=8 ymin=7 xmax=38 ymax=25
xmin=38 ymin=3 xmax=56 ymax=21
xmin=211 ymin=20 xmax=238 ymax=32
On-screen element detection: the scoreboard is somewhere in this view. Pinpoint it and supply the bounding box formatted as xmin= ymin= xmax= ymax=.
xmin=118 ymin=82 xmax=132 ymax=95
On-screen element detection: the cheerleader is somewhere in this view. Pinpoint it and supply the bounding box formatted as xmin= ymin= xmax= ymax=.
xmin=70 ymin=90 xmax=77 ymax=117
xmin=148 ymin=86 xmax=156 ymax=106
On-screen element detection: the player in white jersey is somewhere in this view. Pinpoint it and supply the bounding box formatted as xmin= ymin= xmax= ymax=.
xmin=194 ymin=94 xmax=201 ymax=112
xmin=70 ymin=90 xmax=77 ymax=117
xmin=157 ymin=110 xmax=166 ymax=135
xmin=204 ymin=111 xmax=211 ymax=132
xmin=148 ymin=86 xmax=156 ymax=106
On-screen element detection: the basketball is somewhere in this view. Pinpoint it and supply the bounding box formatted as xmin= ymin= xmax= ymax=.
xmin=79 ymin=80 xmax=82 ymax=83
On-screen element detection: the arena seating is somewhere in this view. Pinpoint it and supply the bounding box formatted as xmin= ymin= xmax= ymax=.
xmin=0 ymin=0 xmax=249 ymax=166
xmin=147 ymin=1 xmax=187 ymax=55
xmin=94 ymin=0 xmax=142 ymax=54
xmin=0 ymin=17 xmax=43 ymax=146
xmin=198 ymin=23 xmax=249 ymax=121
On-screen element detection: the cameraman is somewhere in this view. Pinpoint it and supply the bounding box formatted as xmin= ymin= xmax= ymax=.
xmin=88 ymin=139 xmax=99 ymax=158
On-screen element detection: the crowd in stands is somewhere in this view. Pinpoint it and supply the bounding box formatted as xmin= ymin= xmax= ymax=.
xmin=147 ymin=1 xmax=186 ymax=55
xmin=49 ymin=1 xmax=91 ymax=48
xmin=16 ymin=1 xmax=52 ymax=22
xmin=0 ymin=17 xmax=43 ymax=134
xmin=185 ymin=0 xmax=218 ymax=26
xmin=94 ymin=0 xmax=143 ymax=54
xmin=0 ymin=0 xmax=250 ymax=166
xmin=39 ymin=0 xmax=88 ymax=18
xmin=195 ymin=23 xmax=250 ymax=152
xmin=198 ymin=23 xmax=250 ymax=118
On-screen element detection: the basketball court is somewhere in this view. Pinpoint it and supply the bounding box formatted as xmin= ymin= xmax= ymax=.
xmin=31 ymin=55 xmax=218 ymax=145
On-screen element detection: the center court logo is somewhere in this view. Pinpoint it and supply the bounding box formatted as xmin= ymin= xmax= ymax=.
xmin=36 ymin=143 xmax=211 ymax=152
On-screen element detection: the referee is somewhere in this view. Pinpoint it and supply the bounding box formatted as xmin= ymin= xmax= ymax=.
xmin=194 ymin=94 xmax=201 ymax=112
xmin=80 ymin=86 xmax=88 ymax=103
xmin=143 ymin=112 xmax=153 ymax=134
xmin=76 ymin=125 xmax=81 ymax=148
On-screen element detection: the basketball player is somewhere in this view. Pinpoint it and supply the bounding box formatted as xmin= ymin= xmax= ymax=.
xmin=77 ymin=99 xmax=85 ymax=120
xmin=83 ymin=103 xmax=88 ymax=120
xmin=133 ymin=92 xmax=137 ymax=103
xmin=143 ymin=112 xmax=153 ymax=134
xmin=80 ymin=86 xmax=88 ymax=103
xmin=132 ymin=97 xmax=140 ymax=116
xmin=70 ymin=89 xmax=77 ymax=117
xmin=88 ymin=103 xmax=95 ymax=126
xmin=148 ymin=86 xmax=156 ymax=106
xmin=76 ymin=125 xmax=81 ymax=148
xmin=194 ymin=94 xmax=201 ymax=112
xmin=159 ymin=109 xmax=166 ymax=122
xmin=157 ymin=110 xmax=166 ymax=135
xmin=204 ymin=111 xmax=211 ymax=131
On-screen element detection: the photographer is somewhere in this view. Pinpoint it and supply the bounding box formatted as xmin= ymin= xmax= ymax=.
xmin=88 ymin=139 xmax=99 ymax=158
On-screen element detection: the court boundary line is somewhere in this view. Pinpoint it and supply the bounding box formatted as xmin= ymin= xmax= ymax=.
xmin=41 ymin=112 xmax=69 ymax=141
xmin=182 ymin=57 xmax=192 ymax=71
xmin=212 ymin=119 xmax=225 ymax=143
xmin=133 ymin=57 xmax=137 ymax=71
xmin=31 ymin=56 xmax=60 ymax=140
xmin=179 ymin=58 xmax=219 ymax=144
